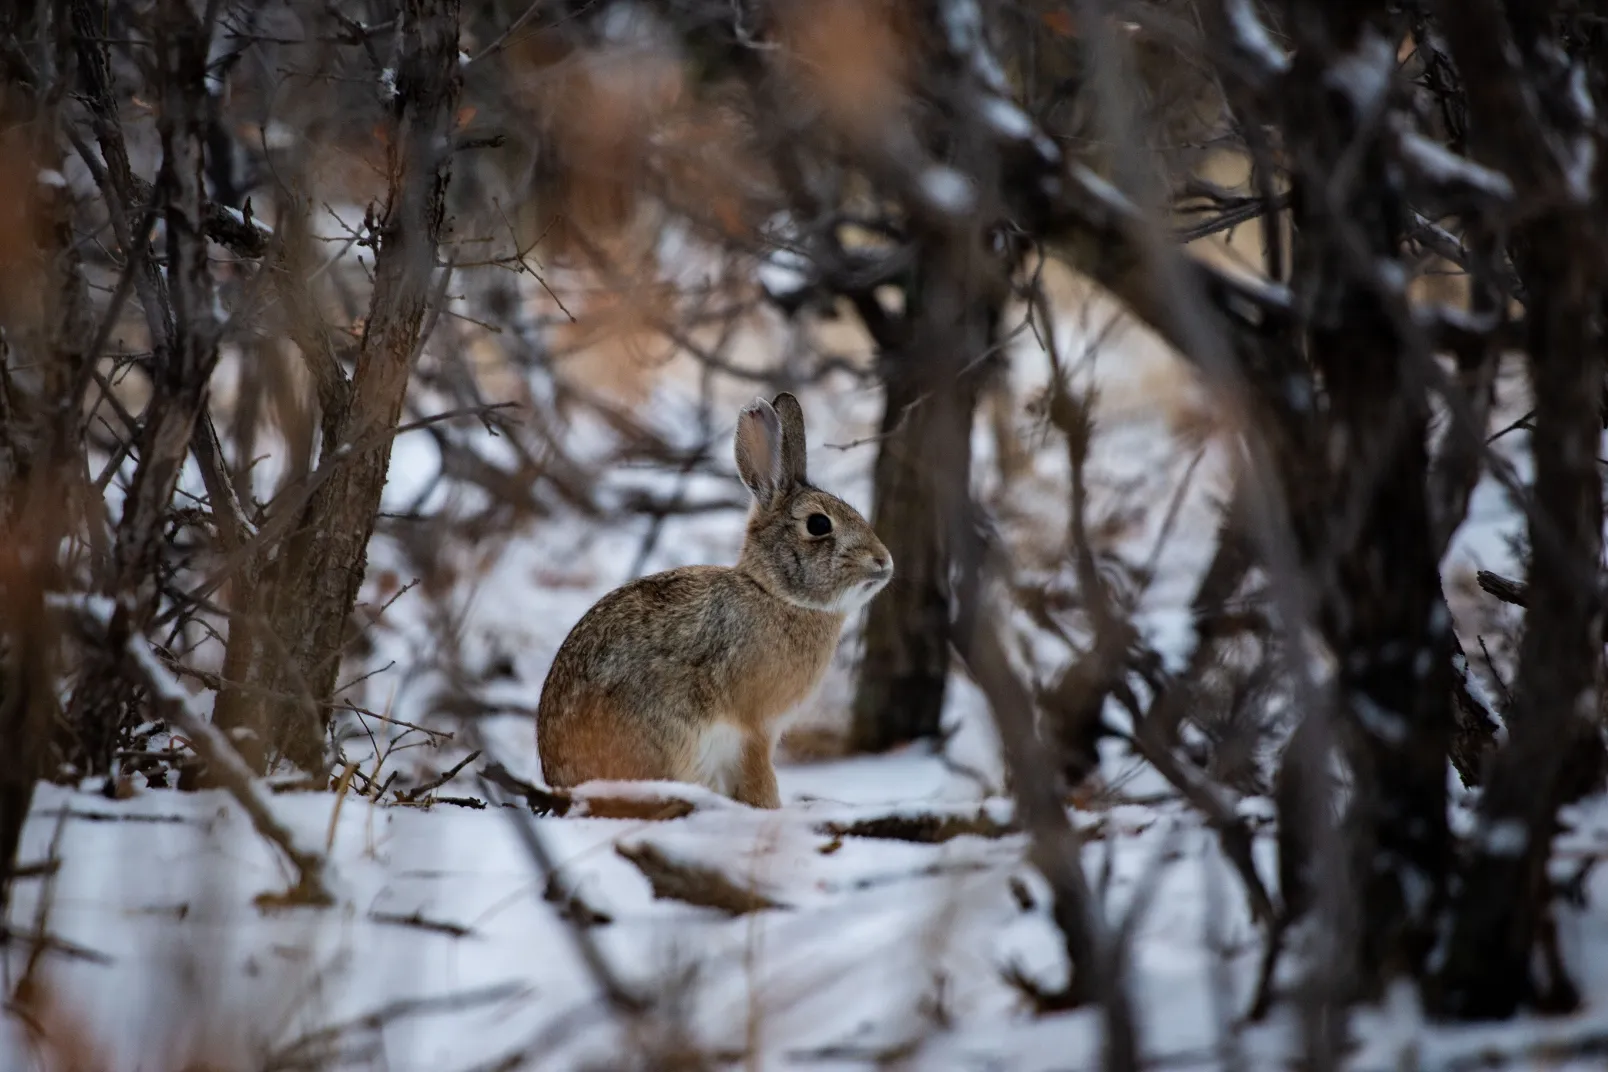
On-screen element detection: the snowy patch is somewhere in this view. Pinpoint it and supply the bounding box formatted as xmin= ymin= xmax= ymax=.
xmin=1225 ymin=0 xmax=1290 ymax=75
xmin=981 ymin=95 xmax=1033 ymax=140
xmin=1398 ymin=129 xmax=1515 ymax=200
xmin=1327 ymin=30 xmax=1394 ymax=115
xmin=1480 ymin=817 xmax=1529 ymax=858
xmin=940 ymin=0 xmax=1009 ymax=94
xmin=920 ymin=166 xmax=978 ymax=215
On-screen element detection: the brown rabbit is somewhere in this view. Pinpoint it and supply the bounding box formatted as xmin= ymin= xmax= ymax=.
xmin=537 ymin=393 xmax=893 ymax=808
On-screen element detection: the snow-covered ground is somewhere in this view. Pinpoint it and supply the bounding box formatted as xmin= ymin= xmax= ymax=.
xmin=10 ymin=752 xmax=1608 ymax=1070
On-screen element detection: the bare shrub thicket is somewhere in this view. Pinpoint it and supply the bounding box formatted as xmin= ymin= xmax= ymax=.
xmin=1 ymin=0 xmax=1607 ymax=1065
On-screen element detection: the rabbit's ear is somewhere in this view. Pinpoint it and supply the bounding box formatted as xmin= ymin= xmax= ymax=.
xmin=735 ymin=397 xmax=786 ymax=504
xmin=772 ymin=393 xmax=808 ymax=485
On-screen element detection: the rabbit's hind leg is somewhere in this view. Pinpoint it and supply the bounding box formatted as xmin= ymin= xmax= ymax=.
xmin=540 ymin=697 xmax=671 ymax=787
xmin=732 ymin=731 xmax=782 ymax=809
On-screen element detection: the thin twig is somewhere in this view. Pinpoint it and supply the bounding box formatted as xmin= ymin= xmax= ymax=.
xmin=397 ymin=750 xmax=482 ymax=802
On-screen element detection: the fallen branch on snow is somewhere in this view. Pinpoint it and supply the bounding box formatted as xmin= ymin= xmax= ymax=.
xmin=544 ymin=874 xmax=614 ymax=926
xmin=478 ymin=762 xmax=573 ymax=815
xmin=367 ymin=910 xmax=475 ymax=938
xmin=56 ymin=593 xmax=336 ymax=906
xmin=817 ymin=810 xmax=1017 ymax=843
xmin=617 ymin=842 xmax=786 ymax=915
xmin=124 ymin=634 xmax=334 ymax=906
xmin=0 ymin=926 xmax=114 ymax=965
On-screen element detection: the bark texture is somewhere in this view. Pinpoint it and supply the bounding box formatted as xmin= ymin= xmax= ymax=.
xmin=218 ymin=0 xmax=463 ymax=772
xmin=852 ymin=242 xmax=1001 ymax=752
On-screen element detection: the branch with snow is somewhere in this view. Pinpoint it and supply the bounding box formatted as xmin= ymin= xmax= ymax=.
xmin=110 ymin=623 xmax=336 ymax=905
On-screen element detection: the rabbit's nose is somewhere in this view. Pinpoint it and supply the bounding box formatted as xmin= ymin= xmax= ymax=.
xmin=870 ymin=552 xmax=893 ymax=575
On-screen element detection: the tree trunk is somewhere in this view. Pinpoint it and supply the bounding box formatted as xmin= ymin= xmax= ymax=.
xmin=220 ymin=0 xmax=463 ymax=773
xmin=0 ymin=0 xmax=93 ymax=918
xmin=851 ymin=243 xmax=999 ymax=753
xmin=1420 ymin=0 xmax=1608 ymax=1017
xmin=1279 ymin=0 xmax=1454 ymax=997
xmin=64 ymin=0 xmax=222 ymax=775
xmin=1430 ymin=213 xmax=1606 ymax=1016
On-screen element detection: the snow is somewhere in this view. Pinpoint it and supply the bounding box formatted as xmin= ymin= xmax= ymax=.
xmin=980 ymin=96 xmax=1033 ymax=140
xmin=920 ymin=166 xmax=978 ymax=215
xmin=755 ymin=214 xmax=813 ymax=300
xmin=0 ymin=772 xmax=1216 ymax=1069
xmin=1568 ymin=136 xmax=1597 ymax=204
xmin=1570 ymin=64 xmax=1596 ymax=124
xmin=1225 ymin=0 xmax=1290 ymax=75
xmin=1326 ymin=30 xmax=1394 ymax=116
xmin=756 ymin=256 xmax=811 ymax=301
xmin=17 ymin=770 xmax=1608 ymax=1068
xmin=1480 ymin=818 xmax=1529 ymax=858
xmin=219 ymin=204 xmax=274 ymax=233
xmin=1398 ymin=130 xmax=1516 ymax=201
xmin=940 ymin=0 xmax=1009 ymax=95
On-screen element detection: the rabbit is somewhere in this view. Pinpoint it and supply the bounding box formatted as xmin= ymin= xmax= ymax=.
xmin=537 ymin=392 xmax=893 ymax=808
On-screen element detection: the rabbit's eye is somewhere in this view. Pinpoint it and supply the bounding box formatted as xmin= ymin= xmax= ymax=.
xmin=805 ymin=513 xmax=833 ymax=537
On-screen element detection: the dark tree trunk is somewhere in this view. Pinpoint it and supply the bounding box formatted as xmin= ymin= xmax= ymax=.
xmin=851 ymin=243 xmax=1000 ymax=753
xmin=219 ymin=0 xmax=463 ymax=773
xmin=1431 ymin=214 xmax=1606 ymax=1016
xmin=851 ymin=365 xmax=975 ymax=750
xmin=1420 ymin=0 xmax=1608 ymax=1018
xmin=1278 ymin=0 xmax=1454 ymax=996
xmin=0 ymin=0 xmax=93 ymax=920
xmin=63 ymin=0 xmax=222 ymax=775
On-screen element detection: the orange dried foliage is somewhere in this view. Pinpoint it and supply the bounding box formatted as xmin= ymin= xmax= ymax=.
xmin=548 ymin=275 xmax=681 ymax=405
xmin=519 ymin=33 xmax=685 ymax=251
xmin=1041 ymin=10 xmax=1078 ymax=38
xmin=652 ymin=97 xmax=768 ymax=241
xmin=259 ymin=338 xmax=318 ymax=492
xmin=775 ymin=0 xmax=912 ymax=145
xmin=502 ymin=33 xmax=783 ymax=404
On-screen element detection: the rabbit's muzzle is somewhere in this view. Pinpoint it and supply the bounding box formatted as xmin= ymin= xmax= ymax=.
xmin=860 ymin=551 xmax=894 ymax=592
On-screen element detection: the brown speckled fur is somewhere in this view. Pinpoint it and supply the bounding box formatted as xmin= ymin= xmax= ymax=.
xmin=537 ymin=393 xmax=892 ymax=808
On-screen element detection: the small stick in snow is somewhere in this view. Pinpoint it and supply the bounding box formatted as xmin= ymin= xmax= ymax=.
xmin=474 ymin=766 xmax=649 ymax=1013
xmin=817 ymin=810 xmax=1016 ymax=844
xmin=367 ymin=909 xmax=475 ymax=938
xmin=617 ymin=842 xmax=786 ymax=916
xmin=544 ymin=874 xmax=613 ymax=927
xmin=0 ymin=926 xmax=114 ymax=965
xmin=478 ymin=761 xmax=573 ymax=815
xmin=576 ymin=795 xmax=695 ymax=821
xmin=396 ymin=749 xmax=481 ymax=802
xmin=430 ymin=795 xmax=487 ymax=809
xmin=267 ymin=982 xmax=530 ymax=1068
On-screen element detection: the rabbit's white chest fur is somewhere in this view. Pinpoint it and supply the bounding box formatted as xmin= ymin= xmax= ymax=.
xmin=693 ymin=721 xmax=746 ymax=794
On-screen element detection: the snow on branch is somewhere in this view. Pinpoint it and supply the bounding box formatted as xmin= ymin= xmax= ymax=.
xmin=78 ymin=610 xmax=338 ymax=906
